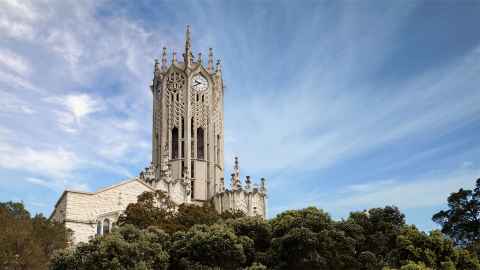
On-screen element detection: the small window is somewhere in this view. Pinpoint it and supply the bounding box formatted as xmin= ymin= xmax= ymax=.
xmin=96 ymin=221 xmax=102 ymax=235
xmin=176 ymin=93 xmax=179 ymax=101
xmin=103 ymin=219 xmax=110 ymax=235
xmin=202 ymin=95 xmax=204 ymax=103
xmin=196 ymin=94 xmax=199 ymax=102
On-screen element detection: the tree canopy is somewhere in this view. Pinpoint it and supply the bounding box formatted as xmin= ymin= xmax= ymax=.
xmin=0 ymin=202 xmax=69 ymax=270
xmin=49 ymin=187 xmax=480 ymax=270
xmin=433 ymin=178 xmax=480 ymax=246
xmin=4 ymin=178 xmax=480 ymax=270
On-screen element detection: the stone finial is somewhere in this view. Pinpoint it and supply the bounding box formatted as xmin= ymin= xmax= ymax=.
xmin=185 ymin=25 xmax=191 ymax=53
xmin=154 ymin=59 xmax=160 ymax=73
xmin=207 ymin=48 xmax=214 ymax=71
xmin=216 ymin=59 xmax=221 ymax=73
xmin=197 ymin=52 xmax=202 ymax=64
xmin=245 ymin=176 xmax=251 ymax=190
xmin=231 ymin=173 xmax=237 ymax=190
xmin=233 ymin=157 xmax=240 ymax=179
xmin=260 ymin=177 xmax=266 ymax=192
xmin=172 ymin=50 xmax=177 ymax=64
xmin=161 ymin=47 xmax=168 ymax=70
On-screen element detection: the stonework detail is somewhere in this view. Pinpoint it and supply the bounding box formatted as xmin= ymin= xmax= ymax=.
xmin=51 ymin=26 xmax=267 ymax=245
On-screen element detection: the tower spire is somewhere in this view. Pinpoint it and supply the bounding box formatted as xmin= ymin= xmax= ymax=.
xmin=184 ymin=25 xmax=193 ymax=65
xmin=208 ymin=48 xmax=214 ymax=72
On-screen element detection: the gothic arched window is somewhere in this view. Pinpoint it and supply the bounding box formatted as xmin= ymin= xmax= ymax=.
xmin=197 ymin=127 xmax=204 ymax=160
xmin=103 ymin=219 xmax=110 ymax=235
xmin=96 ymin=221 xmax=102 ymax=235
xmin=216 ymin=134 xmax=220 ymax=163
xmin=172 ymin=127 xmax=179 ymax=159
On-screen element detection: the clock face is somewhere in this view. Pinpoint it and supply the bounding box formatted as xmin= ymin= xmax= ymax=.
xmin=192 ymin=74 xmax=208 ymax=92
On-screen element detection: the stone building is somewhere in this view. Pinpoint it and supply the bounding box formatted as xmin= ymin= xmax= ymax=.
xmin=50 ymin=26 xmax=267 ymax=245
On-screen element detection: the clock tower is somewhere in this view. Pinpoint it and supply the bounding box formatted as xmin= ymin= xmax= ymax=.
xmin=151 ymin=25 xmax=225 ymax=202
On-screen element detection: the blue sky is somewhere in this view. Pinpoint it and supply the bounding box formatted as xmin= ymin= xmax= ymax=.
xmin=1 ymin=0 xmax=480 ymax=231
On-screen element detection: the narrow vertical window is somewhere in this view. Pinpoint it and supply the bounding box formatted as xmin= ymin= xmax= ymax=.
xmin=181 ymin=117 xmax=185 ymax=138
xmin=181 ymin=141 xmax=185 ymax=158
xmin=103 ymin=219 xmax=110 ymax=235
xmin=216 ymin=134 xmax=220 ymax=163
xmin=172 ymin=127 xmax=179 ymax=159
xmin=96 ymin=221 xmax=102 ymax=236
xmin=197 ymin=128 xmax=205 ymax=160
xmin=182 ymin=161 xmax=185 ymax=177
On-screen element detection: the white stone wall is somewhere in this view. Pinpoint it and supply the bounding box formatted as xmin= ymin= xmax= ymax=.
xmin=59 ymin=179 xmax=154 ymax=245
xmin=212 ymin=190 xmax=267 ymax=218
xmin=65 ymin=221 xmax=96 ymax=244
xmin=51 ymin=194 xmax=67 ymax=223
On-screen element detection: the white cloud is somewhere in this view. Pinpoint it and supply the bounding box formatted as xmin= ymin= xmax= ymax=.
xmin=26 ymin=177 xmax=51 ymax=188
xmin=0 ymin=49 xmax=30 ymax=75
xmin=320 ymin=166 xmax=480 ymax=211
xmin=0 ymin=0 xmax=39 ymax=40
xmin=0 ymin=142 xmax=77 ymax=179
xmin=45 ymin=94 xmax=104 ymax=132
xmin=0 ymin=90 xmax=35 ymax=114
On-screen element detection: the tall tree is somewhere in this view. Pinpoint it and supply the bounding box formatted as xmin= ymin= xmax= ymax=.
xmin=433 ymin=178 xmax=480 ymax=245
xmin=0 ymin=202 xmax=68 ymax=270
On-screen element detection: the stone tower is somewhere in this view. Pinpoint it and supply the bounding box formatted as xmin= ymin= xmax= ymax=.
xmin=150 ymin=25 xmax=225 ymax=203
xmin=50 ymin=26 xmax=267 ymax=245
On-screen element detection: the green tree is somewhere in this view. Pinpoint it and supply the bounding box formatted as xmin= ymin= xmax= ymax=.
xmin=0 ymin=202 xmax=68 ymax=270
xmin=169 ymin=224 xmax=252 ymax=270
xmin=117 ymin=191 xmax=176 ymax=231
xmin=347 ymin=206 xmax=406 ymax=266
xmin=433 ymin=178 xmax=480 ymax=245
xmin=50 ymin=225 xmax=170 ymax=270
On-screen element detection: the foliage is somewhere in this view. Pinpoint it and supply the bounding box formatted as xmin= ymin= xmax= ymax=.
xmin=169 ymin=224 xmax=252 ymax=270
xmin=50 ymin=225 xmax=170 ymax=270
xmin=117 ymin=191 xmax=176 ymax=231
xmin=118 ymin=191 xmax=237 ymax=234
xmin=433 ymin=178 xmax=480 ymax=245
xmin=12 ymin=178 xmax=480 ymax=269
xmin=0 ymin=202 xmax=68 ymax=270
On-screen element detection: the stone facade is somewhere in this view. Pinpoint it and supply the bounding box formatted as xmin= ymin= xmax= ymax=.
xmin=51 ymin=26 xmax=267 ymax=245
xmin=50 ymin=179 xmax=155 ymax=244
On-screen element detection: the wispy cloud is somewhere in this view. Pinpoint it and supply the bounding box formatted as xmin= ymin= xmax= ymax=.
xmin=0 ymin=0 xmax=479 ymax=229
xmin=321 ymin=166 xmax=480 ymax=211
xmin=0 ymin=49 xmax=30 ymax=75
xmin=45 ymin=94 xmax=104 ymax=132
